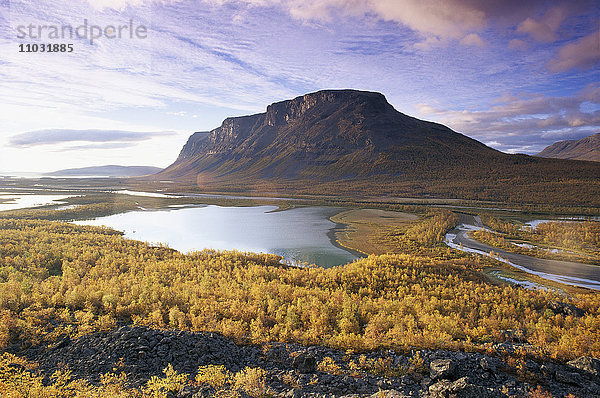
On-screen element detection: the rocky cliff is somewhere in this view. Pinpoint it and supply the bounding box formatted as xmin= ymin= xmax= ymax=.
xmin=159 ymin=89 xmax=497 ymax=181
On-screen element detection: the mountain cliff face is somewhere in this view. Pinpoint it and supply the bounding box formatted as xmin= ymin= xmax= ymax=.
xmin=155 ymin=90 xmax=600 ymax=205
xmin=160 ymin=90 xmax=498 ymax=181
xmin=536 ymin=133 xmax=600 ymax=162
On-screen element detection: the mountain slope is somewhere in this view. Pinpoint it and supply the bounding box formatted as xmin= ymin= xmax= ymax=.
xmin=155 ymin=90 xmax=600 ymax=206
xmin=161 ymin=90 xmax=499 ymax=179
xmin=536 ymin=133 xmax=600 ymax=162
xmin=49 ymin=165 xmax=162 ymax=177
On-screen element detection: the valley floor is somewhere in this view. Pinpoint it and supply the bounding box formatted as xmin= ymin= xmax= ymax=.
xmin=0 ymin=180 xmax=599 ymax=397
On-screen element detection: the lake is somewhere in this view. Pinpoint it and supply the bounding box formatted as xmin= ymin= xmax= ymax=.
xmin=76 ymin=205 xmax=360 ymax=267
xmin=0 ymin=193 xmax=74 ymax=211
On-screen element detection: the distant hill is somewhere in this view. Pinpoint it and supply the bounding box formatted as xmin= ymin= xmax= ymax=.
xmin=49 ymin=165 xmax=162 ymax=177
xmin=153 ymin=90 xmax=600 ymax=206
xmin=536 ymin=133 xmax=600 ymax=162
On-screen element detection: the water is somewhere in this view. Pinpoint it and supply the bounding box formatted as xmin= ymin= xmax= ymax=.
xmin=76 ymin=205 xmax=359 ymax=267
xmin=488 ymin=270 xmax=550 ymax=291
xmin=445 ymin=224 xmax=600 ymax=291
xmin=114 ymin=190 xmax=184 ymax=199
xmin=523 ymin=217 xmax=600 ymax=230
xmin=0 ymin=193 xmax=74 ymax=211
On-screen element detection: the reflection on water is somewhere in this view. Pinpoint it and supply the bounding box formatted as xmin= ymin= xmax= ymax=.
xmin=0 ymin=194 xmax=72 ymax=211
xmin=488 ymin=270 xmax=550 ymax=291
xmin=445 ymin=224 xmax=600 ymax=291
xmin=76 ymin=205 xmax=358 ymax=268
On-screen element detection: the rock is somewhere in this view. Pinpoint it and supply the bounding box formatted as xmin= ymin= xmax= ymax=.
xmin=548 ymin=301 xmax=585 ymax=317
xmin=369 ymin=389 xmax=408 ymax=397
xmin=429 ymin=377 xmax=499 ymax=398
xmin=6 ymin=363 xmax=26 ymax=372
xmin=283 ymin=388 xmax=302 ymax=398
xmin=500 ymin=329 xmax=527 ymax=343
xmin=555 ymin=369 xmax=582 ymax=385
xmin=454 ymin=353 xmax=467 ymax=361
xmin=430 ymin=359 xmax=455 ymax=380
xmin=567 ymin=356 xmax=600 ymax=377
xmin=16 ymin=325 xmax=592 ymax=398
xmin=479 ymin=357 xmax=495 ymax=372
xmin=292 ymin=352 xmax=316 ymax=373
xmin=192 ymin=385 xmax=215 ymax=398
xmin=429 ymin=380 xmax=453 ymax=396
xmin=53 ymin=336 xmax=71 ymax=349
xmin=177 ymin=385 xmax=198 ymax=398
xmin=541 ymin=363 xmax=555 ymax=375
xmin=399 ymin=375 xmax=413 ymax=385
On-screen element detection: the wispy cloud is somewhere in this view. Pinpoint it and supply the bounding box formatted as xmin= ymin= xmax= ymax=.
xmin=1 ymin=0 xmax=598 ymax=172
xmin=57 ymin=142 xmax=139 ymax=151
xmin=516 ymin=5 xmax=571 ymax=43
xmin=83 ymin=0 xmax=593 ymax=47
xmin=547 ymin=31 xmax=600 ymax=72
xmin=9 ymin=129 xmax=176 ymax=147
xmin=417 ymin=84 xmax=600 ymax=154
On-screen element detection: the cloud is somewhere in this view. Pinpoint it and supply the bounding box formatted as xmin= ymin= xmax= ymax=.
xmin=547 ymin=31 xmax=600 ymax=72
xmin=516 ymin=5 xmax=569 ymax=42
xmin=460 ymin=33 xmax=485 ymax=47
xmin=2 ymin=0 xmax=597 ymax=169
xmin=107 ymin=0 xmax=587 ymax=48
xmin=87 ymin=0 xmax=168 ymax=10
xmin=58 ymin=142 xmax=138 ymax=151
xmin=508 ymin=38 xmax=527 ymax=49
xmin=417 ymin=84 xmax=600 ymax=154
xmin=80 ymin=0 xmax=595 ymax=51
xmin=235 ymin=0 xmax=593 ymax=47
xmin=9 ymin=129 xmax=176 ymax=147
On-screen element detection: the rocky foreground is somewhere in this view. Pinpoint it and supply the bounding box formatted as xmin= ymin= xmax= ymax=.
xmin=14 ymin=326 xmax=600 ymax=397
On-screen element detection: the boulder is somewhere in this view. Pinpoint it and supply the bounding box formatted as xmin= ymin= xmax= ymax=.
xmin=430 ymin=359 xmax=456 ymax=380
xmin=428 ymin=377 xmax=499 ymax=398
xmin=567 ymin=356 xmax=600 ymax=377
xmin=292 ymin=352 xmax=317 ymax=373
xmin=479 ymin=357 xmax=495 ymax=372
xmin=548 ymin=301 xmax=585 ymax=317
xmin=555 ymin=369 xmax=582 ymax=385
xmin=369 ymin=389 xmax=409 ymax=398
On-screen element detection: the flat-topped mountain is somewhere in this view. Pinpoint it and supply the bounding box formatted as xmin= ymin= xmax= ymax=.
xmin=162 ymin=90 xmax=498 ymax=180
xmin=536 ymin=133 xmax=600 ymax=162
xmin=155 ymin=90 xmax=600 ymax=205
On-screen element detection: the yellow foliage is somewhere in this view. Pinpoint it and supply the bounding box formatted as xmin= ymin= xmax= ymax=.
xmin=233 ymin=367 xmax=267 ymax=397
xmin=317 ymin=356 xmax=342 ymax=375
xmin=145 ymin=364 xmax=189 ymax=398
xmin=0 ymin=219 xmax=598 ymax=365
xmin=0 ymin=352 xmax=142 ymax=397
xmin=195 ymin=364 xmax=231 ymax=387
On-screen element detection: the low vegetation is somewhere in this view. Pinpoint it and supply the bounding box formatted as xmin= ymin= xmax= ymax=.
xmin=477 ymin=215 xmax=600 ymax=264
xmin=0 ymin=352 xmax=270 ymax=397
xmin=0 ymin=208 xmax=599 ymax=396
xmin=0 ymin=218 xmax=598 ymax=362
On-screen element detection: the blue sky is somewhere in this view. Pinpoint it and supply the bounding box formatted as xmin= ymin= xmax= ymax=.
xmin=1 ymin=0 xmax=598 ymax=172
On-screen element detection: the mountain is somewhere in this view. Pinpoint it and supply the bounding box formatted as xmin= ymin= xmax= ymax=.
xmin=49 ymin=165 xmax=162 ymax=177
xmin=163 ymin=90 xmax=497 ymax=178
xmin=536 ymin=133 xmax=600 ymax=162
xmin=155 ymin=90 xmax=600 ymax=206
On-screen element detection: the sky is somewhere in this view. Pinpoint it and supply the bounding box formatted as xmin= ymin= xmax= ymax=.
xmin=0 ymin=0 xmax=599 ymax=172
